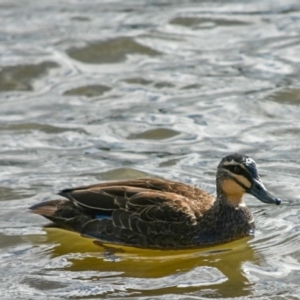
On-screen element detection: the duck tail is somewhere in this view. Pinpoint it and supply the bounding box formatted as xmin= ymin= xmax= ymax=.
xmin=30 ymin=199 xmax=67 ymax=218
xmin=30 ymin=199 xmax=93 ymax=232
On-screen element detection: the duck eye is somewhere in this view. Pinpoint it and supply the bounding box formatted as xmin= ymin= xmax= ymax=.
xmin=233 ymin=166 xmax=241 ymax=174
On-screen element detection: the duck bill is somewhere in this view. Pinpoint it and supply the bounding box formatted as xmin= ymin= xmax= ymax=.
xmin=249 ymin=179 xmax=281 ymax=205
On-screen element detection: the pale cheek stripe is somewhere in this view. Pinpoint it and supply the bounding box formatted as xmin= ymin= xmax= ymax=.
xmin=234 ymin=175 xmax=251 ymax=189
xmin=223 ymin=169 xmax=251 ymax=190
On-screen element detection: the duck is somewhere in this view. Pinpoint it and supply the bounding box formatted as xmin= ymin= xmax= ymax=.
xmin=30 ymin=153 xmax=281 ymax=249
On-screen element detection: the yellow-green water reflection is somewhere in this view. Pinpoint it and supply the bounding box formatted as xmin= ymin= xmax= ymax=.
xmin=28 ymin=228 xmax=257 ymax=297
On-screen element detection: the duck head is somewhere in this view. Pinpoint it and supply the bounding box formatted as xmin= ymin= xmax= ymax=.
xmin=216 ymin=153 xmax=281 ymax=207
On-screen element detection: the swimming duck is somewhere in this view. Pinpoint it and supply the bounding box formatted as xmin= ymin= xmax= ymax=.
xmin=30 ymin=153 xmax=280 ymax=249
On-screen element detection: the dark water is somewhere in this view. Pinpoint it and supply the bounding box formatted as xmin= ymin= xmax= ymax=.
xmin=1 ymin=0 xmax=300 ymax=298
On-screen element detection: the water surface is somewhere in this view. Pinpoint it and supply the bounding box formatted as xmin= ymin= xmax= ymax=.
xmin=1 ymin=0 xmax=300 ymax=299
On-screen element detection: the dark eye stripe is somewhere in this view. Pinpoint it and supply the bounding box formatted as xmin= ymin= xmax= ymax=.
xmin=223 ymin=165 xmax=253 ymax=183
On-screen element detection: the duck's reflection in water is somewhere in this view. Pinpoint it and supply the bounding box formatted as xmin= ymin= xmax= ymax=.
xmin=35 ymin=228 xmax=258 ymax=298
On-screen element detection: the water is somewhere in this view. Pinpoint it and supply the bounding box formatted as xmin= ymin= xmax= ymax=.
xmin=1 ymin=0 xmax=300 ymax=298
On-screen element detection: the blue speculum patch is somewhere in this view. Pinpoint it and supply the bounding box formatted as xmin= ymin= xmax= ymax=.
xmin=96 ymin=214 xmax=111 ymax=220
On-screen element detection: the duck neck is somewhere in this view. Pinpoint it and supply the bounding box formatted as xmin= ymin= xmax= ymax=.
xmin=216 ymin=177 xmax=246 ymax=208
xmin=194 ymin=193 xmax=255 ymax=246
xmin=215 ymin=192 xmax=246 ymax=209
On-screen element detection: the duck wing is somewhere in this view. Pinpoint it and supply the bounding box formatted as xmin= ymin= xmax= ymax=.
xmin=31 ymin=178 xmax=215 ymax=248
xmin=57 ymin=178 xmax=215 ymax=248
xmin=59 ymin=178 xmax=214 ymax=217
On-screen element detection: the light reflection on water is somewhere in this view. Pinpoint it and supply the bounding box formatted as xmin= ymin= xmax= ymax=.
xmin=19 ymin=229 xmax=253 ymax=298
xmin=1 ymin=0 xmax=300 ymax=298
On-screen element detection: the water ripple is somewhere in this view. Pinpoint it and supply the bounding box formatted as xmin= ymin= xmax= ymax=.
xmin=1 ymin=0 xmax=300 ymax=299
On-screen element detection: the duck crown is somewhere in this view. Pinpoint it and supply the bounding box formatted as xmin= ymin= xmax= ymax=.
xmin=218 ymin=153 xmax=258 ymax=180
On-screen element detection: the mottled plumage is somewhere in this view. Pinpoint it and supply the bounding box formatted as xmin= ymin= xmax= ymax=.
xmin=30 ymin=153 xmax=281 ymax=249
